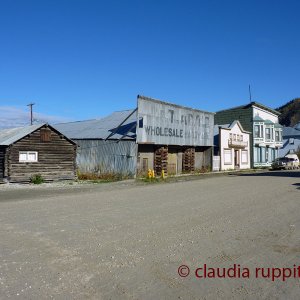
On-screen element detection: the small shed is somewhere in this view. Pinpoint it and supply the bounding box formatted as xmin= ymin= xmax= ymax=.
xmin=0 ymin=123 xmax=77 ymax=183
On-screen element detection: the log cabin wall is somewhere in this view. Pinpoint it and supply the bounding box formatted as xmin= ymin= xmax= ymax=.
xmin=7 ymin=127 xmax=76 ymax=182
xmin=0 ymin=146 xmax=6 ymax=181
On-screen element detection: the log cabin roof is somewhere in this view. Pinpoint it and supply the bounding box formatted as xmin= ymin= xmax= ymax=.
xmin=0 ymin=123 xmax=76 ymax=146
xmin=0 ymin=124 xmax=44 ymax=145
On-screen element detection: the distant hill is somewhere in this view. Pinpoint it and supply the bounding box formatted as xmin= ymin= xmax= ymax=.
xmin=276 ymin=98 xmax=300 ymax=127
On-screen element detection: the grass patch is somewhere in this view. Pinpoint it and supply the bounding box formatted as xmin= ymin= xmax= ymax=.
xmin=30 ymin=174 xmax=44 ymax=184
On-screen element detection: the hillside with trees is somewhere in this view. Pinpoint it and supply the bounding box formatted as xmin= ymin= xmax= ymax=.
xmin=276 ymin=98 xmax=300 ymax=127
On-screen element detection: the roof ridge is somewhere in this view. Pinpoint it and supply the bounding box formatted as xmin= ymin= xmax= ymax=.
xmin=216 ymin=101 xmax=280 ymax=116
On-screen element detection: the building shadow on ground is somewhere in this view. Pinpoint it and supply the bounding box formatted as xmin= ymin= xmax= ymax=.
xmin=232 ymin=170 xmax=300 ymax=178
xmin=292 ymin=183 xmax=300 ymax=190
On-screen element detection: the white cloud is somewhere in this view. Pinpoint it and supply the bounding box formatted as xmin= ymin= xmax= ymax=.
xmin=0 ymin=106 xmax=72 ymax=128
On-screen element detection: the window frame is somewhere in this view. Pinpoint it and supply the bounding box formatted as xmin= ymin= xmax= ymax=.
xmin=254 ymin=123 xmax=264 ymax=138
xmin=19 ymin=151 xmax=38 ymax=163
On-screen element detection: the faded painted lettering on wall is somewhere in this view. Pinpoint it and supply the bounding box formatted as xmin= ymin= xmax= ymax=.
xmin=137 ymin=96 xmax=214 ymax=146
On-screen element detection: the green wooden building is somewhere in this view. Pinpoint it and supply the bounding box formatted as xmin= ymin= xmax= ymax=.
xmin=215 ymin=102 xmax=283 ymax=168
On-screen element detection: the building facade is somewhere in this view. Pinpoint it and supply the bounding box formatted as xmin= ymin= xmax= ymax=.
xmin=0 ymin=124 xmax=77 ymax=183
xmin=136 ymin=96 xmax=214 ymax=175
xmin=215 ymin=102 xmax=283 ymax=168
xmin=214 ymin=121 xmax=251 ymax=171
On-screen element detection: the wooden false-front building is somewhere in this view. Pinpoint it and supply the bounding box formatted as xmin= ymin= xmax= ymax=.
xmin=0 ymin=123 xmax=77 ymax=183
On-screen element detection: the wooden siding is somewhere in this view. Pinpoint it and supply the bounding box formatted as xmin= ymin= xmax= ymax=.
xmin=0 ymin=146 xmax=5 ymax=180
xmin=7 ymin=127 xmax=76 ymax=182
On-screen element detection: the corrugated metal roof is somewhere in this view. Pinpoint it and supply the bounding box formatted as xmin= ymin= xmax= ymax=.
xmin=54 ymin=109 xmax=137 ymax=139
xmin=0 ymin=123 xmax=45 ymax=146
xmin=294 ymin=122 xmax=300 ymax=130
xmin=283 ymin=126 xmax=300 ymax=137
xmin=279 ymin=138 xmax=300 ymax=157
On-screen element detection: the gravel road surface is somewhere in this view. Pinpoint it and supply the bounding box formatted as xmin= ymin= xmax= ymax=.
xmin=0 ymin=170 xmax=300 ymax=299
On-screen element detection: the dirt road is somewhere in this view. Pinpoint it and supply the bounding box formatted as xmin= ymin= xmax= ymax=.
xmin=0 ymin=171 xmax=300 ymax=299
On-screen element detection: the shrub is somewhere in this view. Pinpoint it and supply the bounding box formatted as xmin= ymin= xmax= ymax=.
xmin=30 ymin=174 xmax=44 ymax=184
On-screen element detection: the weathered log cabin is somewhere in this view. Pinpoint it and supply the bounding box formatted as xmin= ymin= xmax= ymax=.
xmin=0 ymin=123 xmax=77 ymax=183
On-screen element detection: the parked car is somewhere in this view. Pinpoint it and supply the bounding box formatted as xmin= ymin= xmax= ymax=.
xmin=285 ymin=154 xmax=300 ymax=169
xmin=271 ymin=157 xmax=299 ymax=170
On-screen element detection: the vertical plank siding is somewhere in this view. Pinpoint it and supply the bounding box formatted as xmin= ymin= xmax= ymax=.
xmin=7 ymin=128 xmax=76 ymax=182
xmin=75 ymin=139 xmax=137 ymax=176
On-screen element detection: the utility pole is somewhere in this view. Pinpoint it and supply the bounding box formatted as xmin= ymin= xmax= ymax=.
xmin=248 ymin=84 xmax=252 ymax=103
xmin=27 ymin=103 xmax=35 ymax=125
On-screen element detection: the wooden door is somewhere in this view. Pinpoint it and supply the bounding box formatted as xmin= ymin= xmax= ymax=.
xmin=167 ymin=153 xmax=177 ymax=175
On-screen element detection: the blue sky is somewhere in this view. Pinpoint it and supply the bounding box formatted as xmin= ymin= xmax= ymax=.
xmin=0 ymin=0 xmax=299 ymax=126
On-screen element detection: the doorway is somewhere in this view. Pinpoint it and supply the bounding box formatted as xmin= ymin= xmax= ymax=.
xmin=234 ymin=150 xmax=240 ymax=169
xmin=168 ymin=152 xmax=177 ymax=175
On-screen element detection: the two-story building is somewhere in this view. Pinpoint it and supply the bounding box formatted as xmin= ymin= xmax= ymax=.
xmin=215 ymin=102 xmax=283 ymax=168
xmin=214 ymin=120 xmax=251 ymax=170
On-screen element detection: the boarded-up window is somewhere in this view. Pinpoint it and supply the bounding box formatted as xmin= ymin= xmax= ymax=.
xmin=241 ymin=150 xmax=248 ymax=164
xmin=19 ymin=151 xmax=38 ymax=162
xmin=40 ymin=128 xmax=51 ymax=142
xmin=224 ymin=149 xmax=232 ymax=165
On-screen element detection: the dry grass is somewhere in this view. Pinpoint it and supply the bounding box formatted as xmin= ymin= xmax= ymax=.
xmin=77 ymin=172 xmax=131 ymax=182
